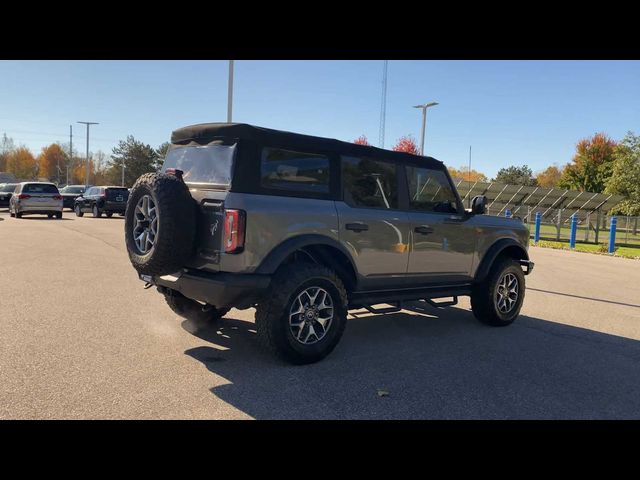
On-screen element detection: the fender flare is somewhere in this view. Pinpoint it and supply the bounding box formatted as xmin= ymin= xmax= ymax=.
xmin=255 ymin=234 xmax=358 ymax=276
xmin=474 ymin=238 xmax=529 ymax=283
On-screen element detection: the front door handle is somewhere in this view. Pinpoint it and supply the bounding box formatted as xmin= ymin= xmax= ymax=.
xmin=346 ymin=223 xmax=369 ymax=232
xmin=414 ymin=225 xmax=434 ymax=235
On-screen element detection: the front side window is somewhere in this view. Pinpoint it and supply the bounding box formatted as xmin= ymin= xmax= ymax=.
xmin=260 ymin=148 xmax=330 ymax=194
xmin=407 ymin=166 xmax=458 ymax=213
xmin=163 ymin=143 xmax=236 ymax=186
xmin=342 ymin=156 xmax=398 ymax=209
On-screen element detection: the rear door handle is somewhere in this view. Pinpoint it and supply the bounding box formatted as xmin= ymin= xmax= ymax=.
xmin=414 ymin=225 xmax=434 ymax=235
xmin=345 ymin=223 xmax=369 ymax=232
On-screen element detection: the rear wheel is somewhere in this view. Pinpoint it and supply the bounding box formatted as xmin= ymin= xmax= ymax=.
xmin=75 ymin=205 xmax=83 ymax=217
xmin=55 ymin=212 xmax=62 ymax=219
xmin=9 ymin=207 xmax=14 ymax=217
xmin=92 ymin=205 xmax=101 ymax=218
xmin=471 ymin=257 xmax=525 ymax=327
xmin=106 ymin=212 xmax=113 ymax=218
xmin=162 ymin=289 xmax=229 ymax=325
xmin=15 ymin=210 xmax=22 ymax=218
xmin=255 ymin=263 xmax=348 ymax=365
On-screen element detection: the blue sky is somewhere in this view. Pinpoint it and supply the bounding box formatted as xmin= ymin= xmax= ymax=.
xmin=0 ymin=60 xmax=638 ymax=178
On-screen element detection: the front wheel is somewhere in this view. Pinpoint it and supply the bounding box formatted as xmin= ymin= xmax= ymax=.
xmin=255 ymin=263 xmax=348 ymax=365
xmin=471 ymin=258 xmax=525 ymax=327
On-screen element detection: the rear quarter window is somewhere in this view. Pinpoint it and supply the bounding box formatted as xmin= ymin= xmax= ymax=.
xmin=260 ymin=148 xmax=330 ymax=195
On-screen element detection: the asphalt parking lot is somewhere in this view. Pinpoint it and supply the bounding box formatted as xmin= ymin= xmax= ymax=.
xmin=1 ymin=209 xmax=639 ymax=419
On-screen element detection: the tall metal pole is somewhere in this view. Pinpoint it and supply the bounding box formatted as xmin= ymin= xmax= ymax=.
xmin=68 ymin=125 xmax=72 ymax=185
xmin=379 ymin=60 xmax=388 ymax=148
xmin=77 ymin=121 xmax=98 ymax=187
xmin=420 ymin=108 xmax=427 ymax=155
xmin=122 ymin=162 xmax=125 ymax=187
xmin=227 ymin=60 xmax=234 ymax=123
xmin=468 ymin=145 xmax=472 ymax=208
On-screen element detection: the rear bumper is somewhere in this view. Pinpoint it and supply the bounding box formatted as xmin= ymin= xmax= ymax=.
xmin=141 ymin=270 xmax=271 ymax=309
xmin=18 ymin=205 xmax=63 ymax=212
xmin=103 ymin=201 xmax=126 ymax=212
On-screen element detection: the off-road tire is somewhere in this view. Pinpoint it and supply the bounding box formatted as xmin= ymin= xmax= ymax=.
xmin=471 ymin=257 xmax=525 ymax=327
xmin=75 ymin=205 xmax=83 ymax=217
xmin=255 ymin=263 xmax=348 ymax=365
xmin=163 ymin=289 xmax=229 ymax=325
xmin=125 ymin=173 xmax=197 ymax=276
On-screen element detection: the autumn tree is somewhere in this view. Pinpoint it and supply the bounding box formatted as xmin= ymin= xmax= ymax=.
xmin=535 ymin=165 xmax=563 ymax=188
xmin=354 ymin=135 xmax=371 ymax=146
xmin=37 ymin=143 xmax=67 ymax=183
xmin=493 ymin=165 xmax=537 ymax=186
xmin=6 ymin=147 xmax=37 ymax=180
xmin=0 ymin=133 xmax=15 ymax=172
xmin=447 ymin=166 xmax=488 ymax=182
xmin=558 ymin=132 xmax=617 ymax=192
xmin=392 ymin=135 xmax=420 ymax=155
xmin=605 ymin=132 xmax=640 ymax=216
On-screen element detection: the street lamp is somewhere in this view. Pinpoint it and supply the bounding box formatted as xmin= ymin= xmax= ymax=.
xmin=413 ymin=102 xmax=438 ymax=155
xmin=227 ymin=60 xmax=234 ymax=122
xmin=77 ymin=121 xmax=99 ymax=187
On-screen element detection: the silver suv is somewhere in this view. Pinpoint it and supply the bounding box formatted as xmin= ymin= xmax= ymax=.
xmin=10 ymin=182 xmax=63 ymax=219
xmin=124 ymin=123 xmax=533 ymax=364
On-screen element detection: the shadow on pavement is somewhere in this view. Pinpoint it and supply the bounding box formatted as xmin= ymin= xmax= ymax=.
xmin=15 ymin=217 xmax=73 ymax=221
xmin=528 ymin=287 xmax=640 ymax=309
xmin=183 ymin=306 xmax=640 ymax=420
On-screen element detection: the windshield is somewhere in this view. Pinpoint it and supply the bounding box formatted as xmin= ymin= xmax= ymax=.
xmin=0 ymin=184 xmax=17 ymax=192
xmin=60 ymin=186 xmax=84 ymax=194
xmin=162 ymin=144 xmax=236 ymax=186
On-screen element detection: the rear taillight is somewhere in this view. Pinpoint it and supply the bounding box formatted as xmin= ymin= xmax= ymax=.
xmin=53 ymin=195 xmax=62 ymax=200
xmin=18 ymin=194 xmax=31 ymax=200
xmin=223 ymin=209 xmax=246 ymax=254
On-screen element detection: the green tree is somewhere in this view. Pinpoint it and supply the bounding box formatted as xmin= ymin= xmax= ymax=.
xmin=493 ymin=165 xmax=537 ymax=186
xmin=108 ymin=135 xmax=158 ymax=187
xmin=558 ymin=132 xmax=617 ymax=192
xmin=155 ymin=142 xmax=171 ymax=171
xmin=605 ymin=132 xmax=640 ymax=216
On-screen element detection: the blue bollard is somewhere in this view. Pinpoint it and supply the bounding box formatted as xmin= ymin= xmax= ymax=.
xmin=569 ymin=214 xmax=577 ymax=249
xmin=608 ymin=216 xmax=617 ymax=254
xmin=505 ymin=209 xmax=512 ymax=218
xmin=534 ymin=212 xmax=541 ymax=245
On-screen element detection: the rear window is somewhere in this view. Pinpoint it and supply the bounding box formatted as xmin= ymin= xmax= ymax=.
xmin=162 ymin=144 xmax=236 ymax=186
xmin=23 ymin=184 xmax=59 ymax=194
xmin=0 ymin=184 xmax=17 ymax=192
xmin=107 ymin=188 xmax=129 ymax=198
xmin=260 ymin=148 xmax=330 ymax=194
xmin=60 ymin=186 xmax=84 ymax=194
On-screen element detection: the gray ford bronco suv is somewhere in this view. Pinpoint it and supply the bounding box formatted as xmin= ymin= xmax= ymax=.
xmin=125 ymin=123 xmax=533 ymax=364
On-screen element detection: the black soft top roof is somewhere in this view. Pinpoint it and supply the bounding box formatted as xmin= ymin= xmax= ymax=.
xmin=171 ymin=123 xmax=445 ymax=169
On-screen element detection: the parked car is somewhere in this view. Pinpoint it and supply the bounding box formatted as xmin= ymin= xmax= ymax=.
xmin=9 ymin=182 xmax=63 ymax=219
xmin=124 ymin=123 xmax=534 ymax=365
xmin=0 ymin=183 xmax=18 ymax=209
xmin=59 ymin=184 xmax=89 ymax=210
xmin=74 ymin=185 xmax=130 ymax=218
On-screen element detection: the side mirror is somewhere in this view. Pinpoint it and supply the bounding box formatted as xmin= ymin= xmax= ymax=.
xmin=471 ymin=195 xmax=487 ymax=215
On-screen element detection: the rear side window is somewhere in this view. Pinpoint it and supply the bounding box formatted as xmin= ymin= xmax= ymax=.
xmin=23 ymin=184 xmax=59 ymax=194
xmin=341 ymin=156 xmax=398 ymax=209
xmin=163 ymin=144 xmax=236 ymax=186
xmin=260 ymin=148 xmax=330 ymax=195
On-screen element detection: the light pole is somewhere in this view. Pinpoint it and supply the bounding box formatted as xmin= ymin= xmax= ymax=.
xmin=227 ymin=60 xmax=234 ymax=122
xmin=77 ymin=121 xmax=98 ymax=187
xmin=413 ymin=102 xmax=438 ymax=155
xmin=122 ymin=162 xmax=125 ymax=187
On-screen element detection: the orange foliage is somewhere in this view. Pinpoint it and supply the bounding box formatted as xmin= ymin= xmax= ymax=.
xmin=392 ymin=136 xmax=420 ymax=155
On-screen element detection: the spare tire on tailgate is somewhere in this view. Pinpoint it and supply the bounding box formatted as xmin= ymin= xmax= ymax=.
xmin=125 ymin=172 xmax=196 ymax=276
